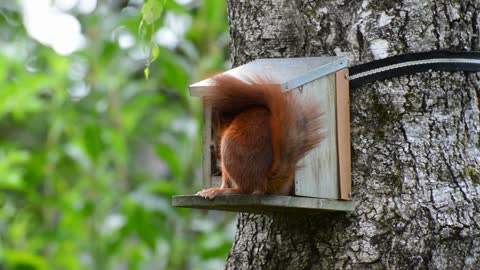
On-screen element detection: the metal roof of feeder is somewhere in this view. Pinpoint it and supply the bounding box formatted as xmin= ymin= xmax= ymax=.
xmin=189 ymin=56 xmax=348 ymax=96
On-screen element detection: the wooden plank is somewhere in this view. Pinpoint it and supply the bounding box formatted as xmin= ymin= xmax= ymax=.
xmin=202 ymin=99 xmax=212 ymax=188
xmin=336 ymin=69 xmax=352 ymax=200
xmin=295 ymin=74 xmax=339 ymax=199
xmin=172 ymin=194 xmax=354 ymax=214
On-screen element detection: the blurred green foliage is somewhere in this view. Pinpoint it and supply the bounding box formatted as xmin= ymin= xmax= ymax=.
xmin=0 ymin=0 xmax=234 ymax=269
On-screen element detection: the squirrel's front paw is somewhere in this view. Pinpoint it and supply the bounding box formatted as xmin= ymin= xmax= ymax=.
xmin=196 ymin=188 xmax=221 ymax=200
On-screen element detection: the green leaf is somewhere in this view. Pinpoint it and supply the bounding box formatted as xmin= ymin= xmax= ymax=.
xmin=0 ymin=150 xmax=30 ymax=190
xmin=144 ymin=66 xmax=150 ymax=79
xmin=4 ymin=249 xmax=49 ymax=270
xmin=149 ymin=181 xmax=178 ymax=197
xmin=151 ymin=43 xmax=160 ymax=63
xmin=141 ymin=0 xmax=165 ymax=25
xmin=83 ymin=124 xmax=104 ymax=161
xmin=155 ymin=144 xmax=182 ymax=178
xmin=125 ymin=204 xmax=158 ymax=250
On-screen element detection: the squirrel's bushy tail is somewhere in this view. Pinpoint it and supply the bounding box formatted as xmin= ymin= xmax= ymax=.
xmin=204 ymin=75 xmax=323 ymax=192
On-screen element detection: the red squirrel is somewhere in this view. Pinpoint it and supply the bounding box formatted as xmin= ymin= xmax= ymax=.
xmin=196 ymin=75 xmax=323 ymax=199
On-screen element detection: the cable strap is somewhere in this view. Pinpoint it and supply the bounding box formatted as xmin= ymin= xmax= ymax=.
xmin=348 ymin=51 xmax=480 ymax=89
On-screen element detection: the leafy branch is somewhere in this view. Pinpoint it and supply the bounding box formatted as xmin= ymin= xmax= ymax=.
xmin=140 ymin=0 xmax=165 ymax=79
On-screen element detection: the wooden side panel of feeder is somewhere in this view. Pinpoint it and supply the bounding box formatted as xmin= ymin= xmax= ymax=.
xmin=336 ymin=69 xmax=352 ymax=200
xmin=202 ymin=99 xmax=212 ymax=188
xmin=294 ymin=74 xmax=339 ymax=199
xmin=203 ymin=99 xmax=222 ymax=189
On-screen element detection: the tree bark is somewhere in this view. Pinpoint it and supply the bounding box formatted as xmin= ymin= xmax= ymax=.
xmin=225 ymin=0 xmax=480 ymax=269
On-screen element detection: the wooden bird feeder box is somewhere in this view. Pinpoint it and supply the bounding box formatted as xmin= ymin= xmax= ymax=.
xmin=172 ymin=56 xmax=354 ymax=214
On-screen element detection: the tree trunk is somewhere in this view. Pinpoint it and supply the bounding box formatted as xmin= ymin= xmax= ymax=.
xmin=225 ymin=0 xmax=480 ymax=269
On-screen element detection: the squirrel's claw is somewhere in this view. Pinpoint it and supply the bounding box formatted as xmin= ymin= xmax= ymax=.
xmin=196 ymin=188 xmax=220 ymax=200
